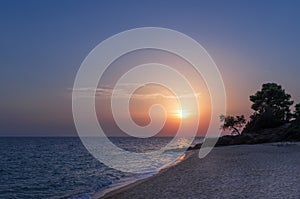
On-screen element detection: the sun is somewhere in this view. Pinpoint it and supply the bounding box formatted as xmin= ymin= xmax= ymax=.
xmin=175 ymin=109 xmax=189 ymax=119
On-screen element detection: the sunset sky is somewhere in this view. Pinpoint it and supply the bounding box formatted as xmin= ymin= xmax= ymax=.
xmin=1 ymin=0 xmax=300 ymax=136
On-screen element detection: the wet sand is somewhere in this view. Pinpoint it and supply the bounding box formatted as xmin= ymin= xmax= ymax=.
xmin=101 ymin=143 xmax=300 ymax=199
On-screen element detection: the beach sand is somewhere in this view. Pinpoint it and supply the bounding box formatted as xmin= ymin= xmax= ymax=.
xmin=101 ymin=143 xmax=300 ymax=199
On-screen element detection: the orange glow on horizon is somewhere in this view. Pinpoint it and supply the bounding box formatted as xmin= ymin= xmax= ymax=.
xmin=171 ymin=109 xmax=191 ymax=119
xmin=95 ymin=49 xmax=212 ymax=136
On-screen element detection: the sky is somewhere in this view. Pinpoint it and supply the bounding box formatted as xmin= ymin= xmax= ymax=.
xmin=0 ymin=0 xmax=300 ymax=136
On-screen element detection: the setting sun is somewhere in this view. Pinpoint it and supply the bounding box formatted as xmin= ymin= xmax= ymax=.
xmin=175 ymin=109 xmax=190 ymax=119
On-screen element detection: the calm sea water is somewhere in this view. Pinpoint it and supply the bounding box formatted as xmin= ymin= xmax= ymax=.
xmin=0 ymin=137 xmax=203 ymax=199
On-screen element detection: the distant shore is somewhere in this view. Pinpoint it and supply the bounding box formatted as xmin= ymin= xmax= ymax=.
xmin=100 ymin=142 xmax=300 ymax=199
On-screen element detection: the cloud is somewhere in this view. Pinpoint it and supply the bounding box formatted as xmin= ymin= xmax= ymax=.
xmin=70 ymin=83 xmax=201 ymax=100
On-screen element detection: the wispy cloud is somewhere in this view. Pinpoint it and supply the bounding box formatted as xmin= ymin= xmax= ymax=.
xmin=70 ymin=83 xmax=201 ymax=100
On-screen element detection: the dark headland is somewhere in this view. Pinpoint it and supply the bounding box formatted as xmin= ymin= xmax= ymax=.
xmin=189 ymin=83 xmax=300 ymax=150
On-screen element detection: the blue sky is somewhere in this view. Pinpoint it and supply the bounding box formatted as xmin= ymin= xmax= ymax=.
xmin=1 ymin=0 xmax=300 ymax=136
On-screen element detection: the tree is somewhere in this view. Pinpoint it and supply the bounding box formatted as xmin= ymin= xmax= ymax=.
xmin=250 ymin=83 xmax=293 ymax=122
xmin=294 ymin=103 xmax=300 ymax=119
xmin=220 ymin=115 xmax=246 ymax=135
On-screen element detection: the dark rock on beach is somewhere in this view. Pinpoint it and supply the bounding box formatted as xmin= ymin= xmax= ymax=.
xmin=188 ymin=122 xmax=300 ymax=150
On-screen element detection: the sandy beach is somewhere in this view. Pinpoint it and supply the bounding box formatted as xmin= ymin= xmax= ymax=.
xmin=101 ymin=143 xmax=300 ymax=199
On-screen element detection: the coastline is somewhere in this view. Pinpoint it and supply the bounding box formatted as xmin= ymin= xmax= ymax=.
xmin=99 ymin=142 xmax=300 ymax=199
xmin=96 ymin=152 xmax=195 ymax=199
xmin=98 ymin=151 xmax=195 ymax=199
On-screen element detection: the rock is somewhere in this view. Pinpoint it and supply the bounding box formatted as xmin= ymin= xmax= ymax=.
xmin=284 ymin=124 xmax=300 ymax=141
xmin=187 ymin=123 xmax=300 ymax=150
xmin=215 ymin=135 xmax=235 ymax=146
xmin=187 ymin=143 xmax=202 ymax=151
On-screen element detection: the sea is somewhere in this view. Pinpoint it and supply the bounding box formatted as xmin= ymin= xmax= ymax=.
xmin=0 ymin=137 xmax=203 ymax=199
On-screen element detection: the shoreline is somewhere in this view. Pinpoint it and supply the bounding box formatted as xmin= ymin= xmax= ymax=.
xmin=96 ymin=151 xmax=195 ymax=199
xmin=99 ymin=142 xmax=300 ymax=199
xmin=98 ymin=151 xmax=195 ymax=199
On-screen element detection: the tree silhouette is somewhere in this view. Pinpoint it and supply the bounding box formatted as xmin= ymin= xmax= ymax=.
xmin=220 ymin=115 xmax=246 ymax=135
xmin=294 ymin=103 xmax=300 ymax=119
xmin=250 ymin=83 xmax=293 ymax=122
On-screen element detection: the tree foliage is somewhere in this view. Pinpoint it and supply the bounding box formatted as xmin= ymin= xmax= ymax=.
xmin=220 ymin=115 xmax=246 ymax=135
xmin=250 ymin=83 xmax=293 ymax=122
xmin=294 ymin=103 xmax=300 ymax=119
